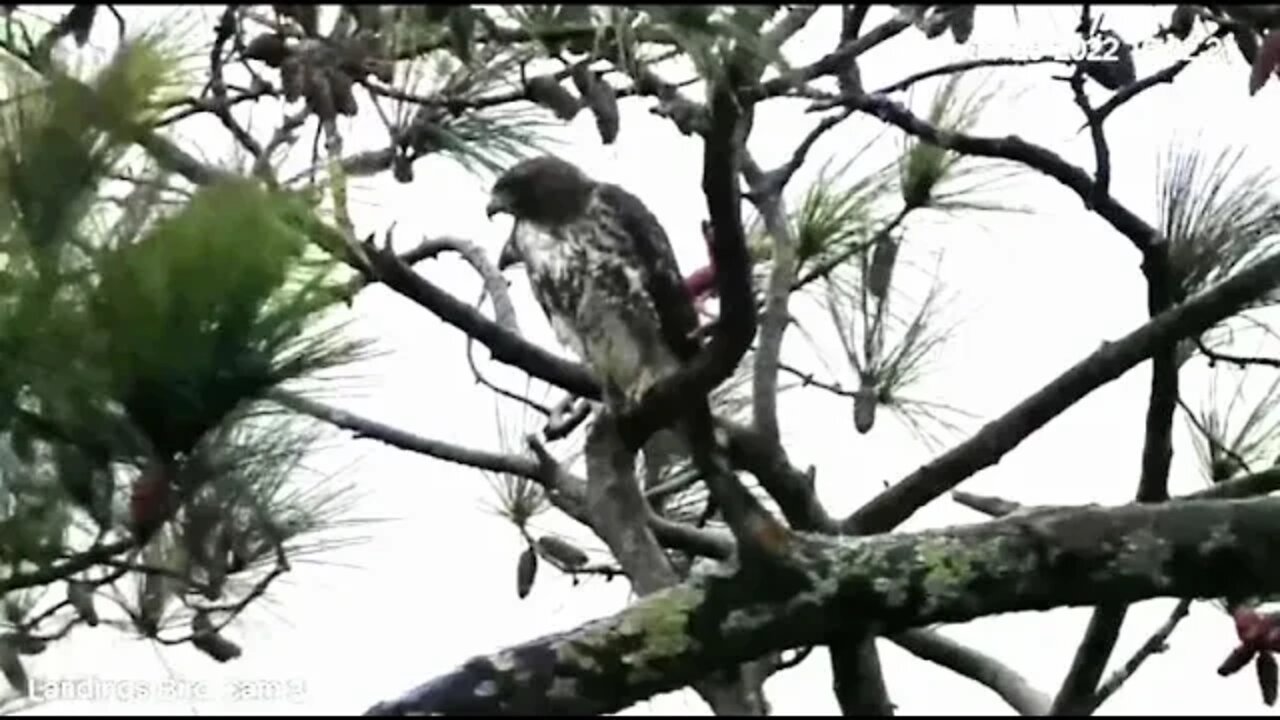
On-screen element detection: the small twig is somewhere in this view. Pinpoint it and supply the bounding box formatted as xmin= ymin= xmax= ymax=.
xmin=749 ymin=109 xmax=852 ymax=199
xmin=1079 ymin=599 xmax=1192 ymax=713
xmin=891 ymin=628 xmax=1051 ymax=716
xmin=951 ymin=491 xmax=1023 ymax=517
xmin=0 ymin=539 xmax=136 ymax=594
xmin=752 ymin=13 xmax=912 ymax=100
xmin=1068 ymin=68 xmax=1110 ymax=208
xmin=253 ymin=107 xmax=310 ymax=179
xmin=207 ymin=6 xmax=264 ymax=164
xmin=270 ymin=388 xmax=540 ymax=478
xmin=467 ymin=335 xmax=551 ymax=417
xmin=778 ymin=361 xmax=858 ymax=399
xmin=1197 ymin=337 xmax=1280 ymax=369
xmin=874 ymin=55 xmax=1064 ymax=96
xmin=792 ymin=206 xmax=909 ymax=291
xmin=1177 ymin=395 xmax=1254 ymax=479
xmin=154 ymin=88 xmax=275 ymax=128
xmin=1088 ymin=28 xmax=1229 ymax=127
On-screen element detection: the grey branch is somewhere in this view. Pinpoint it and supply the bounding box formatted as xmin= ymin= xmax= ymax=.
xmin=742 ymin=155 xmax=800 ymax=446
xmin=583 ymin=416 xmax=770 ymax=714
xmin=365 ymin=495 xmax=1280 ymax=715
xmin=891 ymin=629 xmax=1051 ymax=716
xmin=400 ymin=235 xmax=519 ymax=333
xmin=843 ymin=246 xmax=1280 ymax=535
xmin=1078 ymin=598 xmax=1193 ymax=714
xmin=270 ymin=388 xmax=732 ymax=560
xmin=269 ymin=389 xmax=536 ymax=478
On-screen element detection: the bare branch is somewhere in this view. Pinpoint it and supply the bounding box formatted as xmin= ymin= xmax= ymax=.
xmin=1089 ymin=29 xmax=1229 ymax=127
xmin=206 ymin=7 xmax=265 ymax=164
xmin=583 ymin=414 xmax=679 ymax=595
xmin=891 ymin=629 xmax=1051 ymax=716
xmin=1078 ymin=599 xmax=1193 ymax=714
xmin=268 ymin=388 xmax=730 ymax=560
xmin=814 ymin=93 xmax=1160 ymax=258
xmin=723 ymin=421 xmax=836 ymax=533
xmin=752 ymin=13 xmax=913 ymax=100
xmin=952 ymin=491 xmax=1023 ymax=518
xmin=269 ymin=389 xmax=538 ymax=478
xmin=361 ymin=242 xmax=600 ymax=398
xmin=583 ymin=415 xmax=768 ymax=715
xmin=873 ymin=55 xmax=1065 ymax=96
xmin=624 ymin=77 xmax=757 ymax=446
xmin=1198 ymin=338 xmax=1280 ymax=370
xmin=843 ymin=248 xmax=1280 ymax=535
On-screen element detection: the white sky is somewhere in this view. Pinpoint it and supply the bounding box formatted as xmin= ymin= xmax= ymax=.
xmin=11 ymin=4 xmax=1280 ymax=716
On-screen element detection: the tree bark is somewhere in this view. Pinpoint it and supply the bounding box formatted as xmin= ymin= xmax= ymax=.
xmin=366 ymin=496 xmax=1280 ymax=715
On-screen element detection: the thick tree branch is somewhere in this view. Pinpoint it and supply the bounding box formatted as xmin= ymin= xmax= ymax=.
xmin=741 ymin=112 xmax=846 ymax=446
xmin=584 ymin=415 xmax=680 ymax=595
xmin=366 ymin=496 xmax=1280 ymax=715
xmin=842 ymin=249 xmax=1280 ymax=535
xmin=1052 ymin=227 xmax=1180 ymax=717
xmin=623 ymin=77 xmax=756 ymax=447
xmin=830 ymin=632 xmax=894 ymax=715
xmin=583 ymin=415 xmax=768 ymax=715
xmin=745 ymin=183 xmax=793 ymax=445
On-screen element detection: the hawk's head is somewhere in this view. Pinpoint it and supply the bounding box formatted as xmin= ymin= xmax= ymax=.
xmin=487 ymin=156 xmax=595 ymax=269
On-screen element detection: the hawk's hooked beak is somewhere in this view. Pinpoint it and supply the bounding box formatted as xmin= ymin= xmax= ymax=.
xmin=485 ymin=192 xmax=511 ymax=220
xmin=497 ymin=236 xmax=522 ymax=270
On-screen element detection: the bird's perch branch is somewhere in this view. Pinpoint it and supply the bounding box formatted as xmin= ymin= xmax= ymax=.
xmin=582 ymin=415 xmax=770 ymax=714
xmin=270 ymin=388 xmax=733 ymax=560
xmin=366 ymin=495 xmax=1280 ymax=715
xmin=361 ymin=242 xmax=600 ymax=398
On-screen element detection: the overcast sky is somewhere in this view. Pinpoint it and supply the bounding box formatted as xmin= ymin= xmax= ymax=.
xmin=12 ymin=4 xmax=1280 ymax=716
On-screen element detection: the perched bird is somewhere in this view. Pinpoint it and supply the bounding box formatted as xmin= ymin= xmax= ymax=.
xmin=490 ymin=156 xmax=700 ymax=413
xmin=488 ymin=156 xmax=701 ymax=505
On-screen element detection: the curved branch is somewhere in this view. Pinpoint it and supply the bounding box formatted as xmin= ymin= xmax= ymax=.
xmin=891 ymin=629 xmax=1051 ymax=716
xmin=623 ymin=77 xmax=756 ymax=446
xmin=271 ymin=388 xmax=732 ymax=559
xmin=842 ymin=248 xmax=1280 ymax=535
xmin=269 ymin=389 xmax=537 ymax=478
xmin=1078 ymin=598 xmax=1192 ymax=714
xmin=817 ymin=93 xmax=1159 ymax=258
xmin=409 ymin=236 xmax=520 ymax=333
xmin=362 ymin=242 xmax=601 ymax=398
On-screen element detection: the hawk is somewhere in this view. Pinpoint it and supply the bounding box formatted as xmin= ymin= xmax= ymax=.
xmin=487 ymin=156 xmax=700 ymax=506
xmin=488 ymin=155 xmax=700 ymax=413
